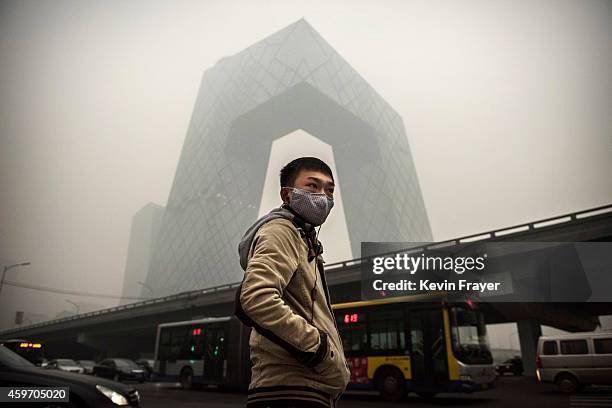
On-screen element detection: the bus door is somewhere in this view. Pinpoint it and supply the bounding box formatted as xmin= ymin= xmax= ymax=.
xmin=409 ymin=309 xmax=449 ymax=387
xmin=202 ymin=327 xmax=226 ymax=382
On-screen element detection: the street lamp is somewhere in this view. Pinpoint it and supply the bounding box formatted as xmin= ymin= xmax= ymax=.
xmin=0 ymin=262 xmax=31 ymax=298
xmin=65 ymin=299 xmax=80 ymax=315
xmin=137 ymin=281 xmax=154 ymax=298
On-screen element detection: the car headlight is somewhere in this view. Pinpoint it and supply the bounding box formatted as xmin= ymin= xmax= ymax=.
xmin=96 ymin=385 xmax=129 ymax=406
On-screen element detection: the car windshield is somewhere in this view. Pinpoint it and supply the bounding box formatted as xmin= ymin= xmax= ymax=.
xmin=57 ymin=359 xmax=77 ymax=365
xmin=0 ymin=345 xmax=35 ymax=368
xmin=450 ymin=306 xmax=493 ymax=365
xmin=115 ymin=359 xmax=138 ymax=369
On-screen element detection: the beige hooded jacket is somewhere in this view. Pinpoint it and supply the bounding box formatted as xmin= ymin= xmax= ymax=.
xmin=235 ymin=217 xmax=350 ymax=408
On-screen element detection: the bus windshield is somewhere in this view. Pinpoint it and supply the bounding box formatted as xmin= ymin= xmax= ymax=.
xmin=450 ymin=306 xmax=492 ymax=364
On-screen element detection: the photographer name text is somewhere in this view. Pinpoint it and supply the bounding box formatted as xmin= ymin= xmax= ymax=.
xmin=372 ymin=279 xmax=501 ymax=293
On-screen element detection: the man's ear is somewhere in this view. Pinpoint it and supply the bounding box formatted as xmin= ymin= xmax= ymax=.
xmin=280 ymin=187 xmax=290 ymax=204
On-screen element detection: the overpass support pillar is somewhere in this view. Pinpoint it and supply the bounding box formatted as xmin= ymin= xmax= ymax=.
xmin=517 ymin=319 xmax=542 ymax=376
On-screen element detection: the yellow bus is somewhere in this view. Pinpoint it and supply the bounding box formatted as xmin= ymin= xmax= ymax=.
xmin=154 ymin=293 xmax=496 ymax=400
xmin=332 ymin=294 xmax=496 ymax=400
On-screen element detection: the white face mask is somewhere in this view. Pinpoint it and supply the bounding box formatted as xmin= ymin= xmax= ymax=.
xmin=286 ymin=187 xmax=334 ymax=226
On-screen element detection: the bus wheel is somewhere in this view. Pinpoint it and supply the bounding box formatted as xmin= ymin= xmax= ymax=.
xmin=180 ymin=367 xmax=194 ymax=390
xmin=376 ymin=367 xmax=406 ymax=402
xmin=556 ymin=374 xmax=578 ymax=394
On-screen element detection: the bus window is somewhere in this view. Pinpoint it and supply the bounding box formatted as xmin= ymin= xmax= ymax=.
xmin=188 ymin=326 xmax=205 ymax=355
xmin=214 ymin=331 xmax=225 ymax=358
xmin=410 ymin=309 xmax=449 ymax=383
xmin=159 ymin=330 xmax=171 ymax=360
xmin=194 ymin=327 xmax=225 ymax=359
xmin=410 ymin=313 xmax=426 ymax=380
xmin=170 ymin=327 xmax=189 ymax=360
xmin=336 ymin=311 xmax=367 ymax=354
xmin=429 ymin=310 xmax=448 ymax=379
xmin=369 ymin=309 xmax=405 ymax=353
xmin=450 ymin=306 xmax=492 ymax=364
xmin=203 ymin=327 xmax=226 ymax=380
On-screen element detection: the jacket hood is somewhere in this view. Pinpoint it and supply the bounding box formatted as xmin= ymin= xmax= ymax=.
xmin=238 ymin=205 xmax=313 ymax=271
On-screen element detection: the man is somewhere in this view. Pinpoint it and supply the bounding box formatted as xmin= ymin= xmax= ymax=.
xmin=235 ymin=157 xmax=350 ymax=408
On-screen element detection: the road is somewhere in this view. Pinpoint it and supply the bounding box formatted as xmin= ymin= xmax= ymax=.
xmin=133 ymin=376 xmax=612 ymax=408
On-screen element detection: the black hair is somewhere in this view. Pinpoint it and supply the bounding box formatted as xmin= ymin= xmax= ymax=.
xmin=280 ymin=157 xmax=334 ymax=187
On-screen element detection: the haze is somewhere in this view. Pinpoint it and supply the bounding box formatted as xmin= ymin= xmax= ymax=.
xmin=0 ymin=0 xmax=610 ymax=337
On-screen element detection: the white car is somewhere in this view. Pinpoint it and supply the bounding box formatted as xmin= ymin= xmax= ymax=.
xmin=46 ymin=358 xmax=85 ymax=374
xmin=76 ymin=359 xmax=96 ymax=374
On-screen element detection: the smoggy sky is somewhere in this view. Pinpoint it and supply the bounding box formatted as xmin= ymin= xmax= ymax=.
xmin=0 ymin=0 xmax=610 ymax=331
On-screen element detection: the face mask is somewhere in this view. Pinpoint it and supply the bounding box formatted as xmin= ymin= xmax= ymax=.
xmin=286 ymin=187 xmax=334 ymax=226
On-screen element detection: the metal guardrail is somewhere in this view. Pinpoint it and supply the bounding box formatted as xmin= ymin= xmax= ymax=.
xmin=323 ymin=203 xmax=612 ymax=271
xmin=0 ymin=282 xmax=242 ymax=335
xmin=1 ymin=203 xmax=610 ymax=335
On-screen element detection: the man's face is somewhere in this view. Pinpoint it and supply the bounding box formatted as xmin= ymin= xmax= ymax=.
xmin=281 ymin=169 xmax=335 ymax=204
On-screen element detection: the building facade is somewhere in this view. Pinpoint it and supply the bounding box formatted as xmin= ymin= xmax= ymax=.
xmin=120 ymin=202 xmax=165 ymax=303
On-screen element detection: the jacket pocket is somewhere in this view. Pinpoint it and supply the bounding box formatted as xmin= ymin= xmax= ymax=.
xmin=312 ymin=337 xmax=350 ymax=390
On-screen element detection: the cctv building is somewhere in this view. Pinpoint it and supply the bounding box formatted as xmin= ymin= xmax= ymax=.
xmin=143 ymin=19 xmax=433 ymax=297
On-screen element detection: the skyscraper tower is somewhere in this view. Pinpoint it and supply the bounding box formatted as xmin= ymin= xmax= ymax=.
xmin=120 ymin=203 xmax=165 ymax=304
